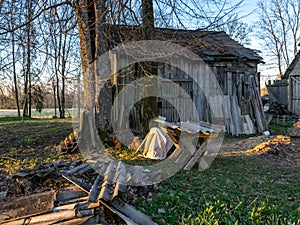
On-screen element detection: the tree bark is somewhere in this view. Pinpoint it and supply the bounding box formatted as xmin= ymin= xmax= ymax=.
xmin=141 ymin=0 xmax=154 ymax=39
xmin=23 ymin=0 xmax=32 ymax=118
xmin=141 ymin=0 xmax=158 ymax=134
xmin=52 ymin=78 xmax=57 ymax=118
xmin=76 ymin=0 xmax=111 ymax=132
xmin=11 ymin=31 xmax=20 ymax=116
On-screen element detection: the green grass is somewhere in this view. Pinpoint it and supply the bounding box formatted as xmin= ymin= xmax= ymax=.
xmin=0 ymin=116 xmax=299 ymax=224
xmin=0 ymin=117 xmax=82 ymax=175
xmin=137 ymin=156 xmax=300 ymax=225
xmin=268 ymin=119 xmax=295 ymax=135
xmin=108 ymin=146 xmax=158 ymax=166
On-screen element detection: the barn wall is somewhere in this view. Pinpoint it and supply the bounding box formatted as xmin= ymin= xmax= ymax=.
xmin=267 ymin=79 xmax=288 ymax=106
xmin=98 ymin=55 xmax=267 ymax=136
xmin=289 ymin=75 xmax=300 ymax=115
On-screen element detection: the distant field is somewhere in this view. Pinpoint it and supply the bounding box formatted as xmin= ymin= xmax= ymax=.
xmin=0 ymin=108 xmax=76 ymax=118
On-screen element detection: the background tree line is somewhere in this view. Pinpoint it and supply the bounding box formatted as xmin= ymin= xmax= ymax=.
xmin=0 ymin=0 xmax=80 ymax=118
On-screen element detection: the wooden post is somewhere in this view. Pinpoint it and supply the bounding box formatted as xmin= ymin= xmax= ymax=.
xmin=282 ymin=115 xmax=286 ymax=126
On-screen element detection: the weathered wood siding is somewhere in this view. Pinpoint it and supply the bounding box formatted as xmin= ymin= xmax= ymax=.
xmin=99 ymin=54 xmax=266 ymax=135
xmin=289 ymin=76 xmax=300 ymax=115
xmin=267 ymin=79 xmax=288 ymax=106
xmin=157 ymin=64 xmax=194 ymax=122
xmin=285 ymin=53 xmax=300 ymax=115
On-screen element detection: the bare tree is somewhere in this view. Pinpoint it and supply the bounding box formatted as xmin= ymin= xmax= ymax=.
xmin=257 ymin=0 xmax=300 ymax=77
xmin=0 ymin=0 xmax=246 ymax=127
xmin=0 ymin=0 xmax=24 ymax=115
xmin=215 ymin=14 xmax=253 ymax=45
xmin=73 ymin=0 xmax=247 ymax=131
xmin=45 ymin=0 xmax=80 ymax=118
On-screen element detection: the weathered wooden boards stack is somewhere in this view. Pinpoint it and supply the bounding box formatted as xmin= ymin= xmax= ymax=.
xmin=159 ymin=121 xmax=222 ymax=170
xmin=0 ymin=187 xmax=100 ymax=225
xmin=0 ymin=160 xmax=95 ymax=224
xmin=1 ymin=160 xmax=83 ymax=197
xmin=287 ymin=119 xmax=300 ymax=151
xmin=223 ymin=73 xmax=267 ymax=135
xmin=62 ymin=161 xmax=157 ymax=225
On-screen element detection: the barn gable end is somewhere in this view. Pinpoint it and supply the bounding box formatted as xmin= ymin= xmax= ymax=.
xmin=282 ymin=51 xmax=300 ymax=115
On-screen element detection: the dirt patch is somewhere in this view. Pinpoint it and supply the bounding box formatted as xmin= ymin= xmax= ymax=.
xmin=220 ymin=135 xmax=275 ymax=152
xmin=220 ymin=135 xmax=300 ymax=169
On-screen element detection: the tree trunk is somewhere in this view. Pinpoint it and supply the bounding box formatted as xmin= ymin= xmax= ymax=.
xmin=141 ymin=0 xmax=158 ymax=134
xmin=76 ymin=0 xmax=110 ymax=132
xmin=22 ymin=43 xmax=28 ymax=119
xmin=27 ymin=0 xmax=32 ymax=117
xmin=59 ymin=34 xmax=69 ymax=119
xmin=141 ymin=0 xmax=154 ymax=39
xmin=76 ymin=0 xmax=158 ymax=135
xmin=61 ymin=68 xmax=65 ymax=118
xmin=56 ymin=73 xmax=62 ymax=117
xmin=23 ymin=0 xmax=32 ymax=118
xmin=52 ymin=78 xmax=57 ymax=118
xmin=11 ymin=31 xmax=20 ymax=117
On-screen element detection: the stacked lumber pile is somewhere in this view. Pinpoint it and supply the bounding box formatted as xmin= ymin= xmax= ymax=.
xmin=223 ymin=74 xmax=267 ymax=135
xmin=157 ymin=120 xmax=223 ymax=170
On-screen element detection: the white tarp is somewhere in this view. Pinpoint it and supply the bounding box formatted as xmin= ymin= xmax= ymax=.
xmin=142 ymin=127 xmax=173 ymax=160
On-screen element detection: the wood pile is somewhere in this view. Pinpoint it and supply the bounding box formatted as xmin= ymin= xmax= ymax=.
xmin=267 ymin=102 xmax=291 ymax=116
xmin=159 ymin=121 xmax=222 ymax=170
xmin=223 ymin=74 xmax=267 ymax=135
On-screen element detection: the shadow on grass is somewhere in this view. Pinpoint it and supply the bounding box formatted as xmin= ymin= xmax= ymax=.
xmin=0 ymin=116 xmax=71 ymax=124
xmin=0 ymin=116 xmax=42 ymax=122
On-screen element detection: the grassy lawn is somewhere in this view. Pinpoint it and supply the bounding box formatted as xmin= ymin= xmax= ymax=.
xmin=0 ymin=116 xmax=81 ymax=174
xmin=268 ymin=118 xmax=296 ymax=135
xmin=135 ymin=119 xmax=300 ymax=225
xmin=0 ymin=116 xmax=299 ymax=224
xmin=138 ymin=156 xmax=300 ymax=225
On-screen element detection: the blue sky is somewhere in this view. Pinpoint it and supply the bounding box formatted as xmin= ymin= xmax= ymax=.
xmin=242 ymin=0 xmax=259 ymax=24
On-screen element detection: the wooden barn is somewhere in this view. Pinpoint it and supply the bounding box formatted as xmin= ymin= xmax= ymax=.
xmin=282 ymin=51 xmax=300 ymax=115
xmin=97 ymin=27 xmax=267 ymax=135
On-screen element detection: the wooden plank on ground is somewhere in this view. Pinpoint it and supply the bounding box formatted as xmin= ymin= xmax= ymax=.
xmin=0 ymin=191 xmax=56 ymax=222
xmin=168 ymin=147 xmax=183 ymax=161
xmin=56 ymin=186 xmax=88 ymax=203
xmin=184 ymin=141 xmax=209 ymax=170
xmin=108 ymin=199 xmax=158 ymax=225
xmin=174 ymin=150 xmax=192 ymax=166
xmin=2 ymin=208 xmax=81 ymax=225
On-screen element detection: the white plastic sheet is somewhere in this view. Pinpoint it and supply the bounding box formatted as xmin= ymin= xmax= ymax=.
xmin=143 ymin=127 xmax=173 ymax=160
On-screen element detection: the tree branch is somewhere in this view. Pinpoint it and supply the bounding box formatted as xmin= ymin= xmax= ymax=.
xmin=0 ymin=1 xmax=73 ymax=36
